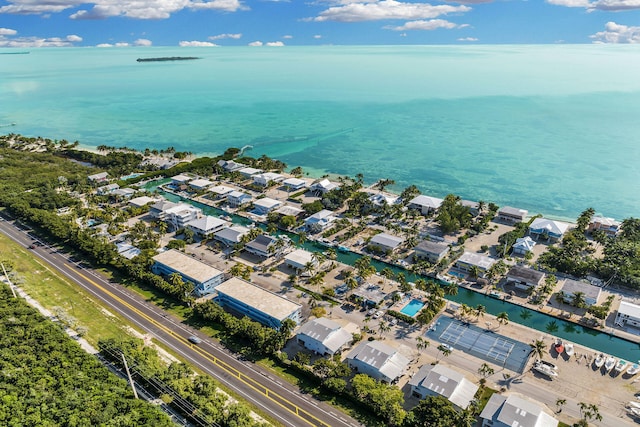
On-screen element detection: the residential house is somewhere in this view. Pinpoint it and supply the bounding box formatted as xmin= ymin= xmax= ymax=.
xmin=351 ymin=284 xmax=386 ymax=307
xmin=115 ymin=242 xmax=141 ymax=260
xmin=408 ymin=195 xmax=444 ymax=215
xmin=282 ymin=177 xmax=308 ymax=191
xmin=615 ymin=300 xmax=640 ymax=331
xmin=152 ymin=249 xmax=224 ymax=296
xmin=296 ymin=318 xmax=354 ymax=356
xmin=460 ymin=200 xmax=480 ymax=216
xmin=170 ymin=174 xmax=192 ymax=186
xmin=253 ymin=172 xmax=284 ymax=187
xmin=275 ymin=205 xmax=304 ymax=218
xmin=96 ymin=183 xmax=119 ymax=195
xmin=217 ymin=159 xmax=245 ymax=172
xmin=129 ymin=196 xmax=157 ymax=208
xmin=227 ymin=191 xmax=252 ymax=208
xmin=369 ymin=193 xmax=399 ymax=206
xmin=588 ymin=216 xmax=621 ymax=237
xmin=346 ymin=340 xmax=410 ymax=384
xmin=408 ymin=364 xmax=479 ymax=410
xmin=310 ymin=179 xmax=339 ymax=195
xmin=506 ymin=266 xmax=545 ymax=290
xmin=213 ymin=225 xmax=250 ymax=247
xmin=88 ymin=171 xmax=109 ymax=183
xmin=479 ymin=393 xmax=558 ymax=427
xmin=284 ymin=249 xmax=316 ymax=272
xmin=165 ymin=204 xmax=202 ymax=230
xmin=528 ymin=218 xmax=571 ymax=242
xmin=245 ymin=234 xmax=281 ymax=258
xmin=512 ymin=236 xmax=536 ymax=255
xmin=252 ymin=197 xmax=281 ymax=215
xmin=304 ymin=209 xmax=337 ymax=233
xmin=238 ymin=167 xmax=263 ymax=179
xmin=149 ymin=200 xmax=179 ymax=221
xmin=111 ymin=187 xmax=136 ymax=199
xmin=414 ymin=240 xmax=450 ymax=264
xmin=189 ymin=178 xmax=214 ymax=191
xmin=215 ymin=277 xmax=302 ymax=328
xmin=559 ymin=279 xmax=601 ymax=306
xmin=496 ymin=206 xmax=528 ymax=224
xmin=368 ymin=233 xmax=404 ymax=253
xmin=455 ymin=252 xmax=496 ymax=276
xmin=186 ymin=215 xmax=230 ymax=239
xmin=209 ymin=185 xmax=235 ymax=199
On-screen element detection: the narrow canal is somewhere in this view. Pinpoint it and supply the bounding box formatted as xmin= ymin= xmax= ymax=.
xmin=149 ymin=182 xmax=640 ymax=362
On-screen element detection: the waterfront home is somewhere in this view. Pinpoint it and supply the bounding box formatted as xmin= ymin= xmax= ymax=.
xmin=455 ymin=252 xmax=496 ymax=276
xmin=413 ymin=240 xmax=450 ymax=263
xmin=296 ymin=317 xmax=354 ymax=356
xmin=170 ymin=174 xmax=192 ymax=185
xmin=304 ymin=209 xmax=338 ymax=233
xmin=496 ymin=206 xmax=528 ymax=224
xmin=275 ymin=205 xmax=304 ymax=218
xmin=150 ymin=200 xmax=179 ymax=221
xmin=165 ymin=204 xmax=202 ymax=230
xmin=559 ymin=279 xmax=601 ymax=307
xmin=213 ymin=225 xmax=250 ymax=247
xmin=129 ymin=196 xmax=157 ymax=208
xmin=217 ymin=159 xmax=245 ymax=172
xmin=226 ymin=191 xmax=252 ymax=208
xmin=253 ymin=172 xmax=284 ymax=187
xmin=511 ymin=236 xmax=536 ymax=256
xmin=186 ymin=215 xmax=230 ymax=239
xmin=209 ymin=185 xmax=235 ymax=199
xmin=615 ymin=300 xmax=640 ymax=332
xmin=369 ymin=193 xmax=399 ymax=206
xmin=96 ymin=183 xmax=119 ymax=195
xmin=189 ymin=178 xmax=214 ymax=191
xmin=479 ymin=393 xmax=558 ymax=427
xmin=460 ymin=200 xmax=480 ymax=216
xmin=310 ymin=179 xmax=340 ymax=195
xmin=282 ymin=177 xmax=308 ymax=191
xmin=245 ymin=234 xmax=281 ymax=258
xmin=346 ymin=340 xmax=410 ymax=384
xmin=152 ymin=249 xmax=224 ymax=296
xmin=528 ymin=218 xmax=571 ymax=242
xmin=588 ymin=216 xmax=621 ymax=237
xmin=252 ymin=197 xmax=281 ymax=215
xmin=506 ymin=266 xmax=545 ymax=290
xmin=238 ymin=167 xmax=263 ymax=179
xmin=215 ymin=277 xmax=302 ymax=328
xmin=368 ymin=233 xmax=404 ymax=253
xmin=88 ymin=171 xmax=109 ymax=183
xmin=284 ymin=249 xmax=317 ymax=273
xmin=408 ymin=195 xmax=443 ymax=215
xmin=408 ymin=364 xmax=479 ymax=410
xmin=111 ymin=187 xmax=136 ymax=199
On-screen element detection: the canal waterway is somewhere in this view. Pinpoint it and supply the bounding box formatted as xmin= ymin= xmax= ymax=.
xmin=147 ymin=183 xmax=640 ymax=362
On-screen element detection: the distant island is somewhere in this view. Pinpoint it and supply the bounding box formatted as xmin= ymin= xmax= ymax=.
xmin=136 ymin=57 xmax=200 ymax=62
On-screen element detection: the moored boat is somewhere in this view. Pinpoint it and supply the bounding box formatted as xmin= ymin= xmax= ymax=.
xmin=564 ymin=342 xmax=574 ymax=357
xmin=594 ymin=353 xmax=605 ymax=368
xmin=337 ymin=245 xmax=349 ymax=252
xmin=627 ymin=363 xmax=640 ymax=376
xmin=537 ymin=359 xmax=558 ymax=370
xmin=532 ymin=361 xmax=558 ymax=378
xmin=604 ymin=356 xmax=616 ymax=372
xmin=615 ymin=359 xmax=628 ymax=374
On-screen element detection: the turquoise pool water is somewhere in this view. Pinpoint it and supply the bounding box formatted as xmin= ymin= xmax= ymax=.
xmin=400 ymin=299 xmax=425 ymax=317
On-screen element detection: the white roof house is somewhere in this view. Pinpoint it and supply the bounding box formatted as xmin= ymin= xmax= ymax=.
xmin=189 ymin=178 xmax=214 ymax=190
xmin=369 ymin=233 xmax=404 ymax=252
xmin=284 ymin=249 xmax=316 ymax=271
xmin=217 ymin=159 xmax=245 ymax=172
xmin=497 ymin=206 xmax=528 ymax=223
xmin=615 ymin=300 xmax=640 ymax=331
xmin=252 ymin=197 xmax=281 ymax=215
xmin=209 ymin=185 xmax=235 ymax=198
xmin=408 ymin=364 xmax=479 ymax=410
xmin=215 ymin=277 xmax=302 ymax=328
xmin=149 ymin=200 xmax=179 ymax=220
xmin=310 ymin=179 xmax=339 ymax=195
xmin=455 ymin=251 xmax=496 ymax=273
xmin=369 ymin=193 xmax=399 ymax=206
xmin=238 ymin=167 xmax=263 ymax=178
xmin=408 ymin=195 xmax=444 ymax=215
xmin=529 ymin=218 xmax=571 ymax=241
xmin=171 ymin=174 xmax=192 ymax=184
xmin=304 ymin=209 xmax=337 ymax=233
xmin=129 ymin=196 xmax=158 ymax=208
xmin=165 ymin=203 xmax=202 ymax=229
xmin=480 ymin=394 xmax=558 ymax=427
xmin=214 ymin=225 xmax=250 ymax=246
xmin=282 ymin=177 xmax=308 ymax=191
xmin=506 ymin=266 xmax=545 ymax=289
xmin=88 ymin=171 xmax=109 ymax=182
xmin=96 ymin=183 xmax=119 ymax=195
xmin=560 ymin=279 xmax=601 ymax=306
xmin=253 ymin=172 xmax=285 ymax=186
xmin=512 ymin=236 xmax=536 ymax=255
xmin=275 ymin=205 xmax=304 ymax=217
xmin=347 ymin=340 xmax=410 ymax=384
xmin=186 ymin=215 xmax=230 ymax=238
xmin=227 ymin=191 xmax=252 ymax=208
xmin=588 ymin=216 xmax=621 ymax=237
xmin=414 ymin=240 xmax=450 ymax=263
xmin=296 ymin=317 xmax=354 ymax=356
xmin=152 ymin=249 xmax=224 ymax=296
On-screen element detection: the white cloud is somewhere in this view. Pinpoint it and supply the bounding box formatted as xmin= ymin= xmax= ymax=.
xmin=265 ymin=41 xmax=284 ymax=46
xmin=209 ymin=33 xmax=242 ymax=40
xmin=0 ymin=28 xmax=18 ymax=35
xmin=313 ymin=34 xmax=323 ymax=39
xmin=1 ymin=0 xmax=246 ymax=19
xmin=282 ymin=34 xmax=293 ymax=39
xmin=248 ymin=40 xmax=263 ymax=46
xmin=179 ymin=40 xmax=218 ymax=46
xmin=0 ymin=36 xmax=77 ymax=47
xmin=457 ymin=36 xmax=478 ymax=41
xmin=591 ymin=21 xmax=640 ymax=43
xmin=306 ymin=0 xmax=471 ymax=22
xmin=548 ymin=0 xmax=640 ymax=11
xmin=385 ymin=19 xmax=461 ymax=31
xmin=134 ymin=38 xmax=152 ymax=46
xmin=66 ymin=34 xmax=82 ymax=42
xmin=96 ymin=43 xmax=114 ymax=47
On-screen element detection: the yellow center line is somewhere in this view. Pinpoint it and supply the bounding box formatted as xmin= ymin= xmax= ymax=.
xmin=64 ymin=265 xmax=331 ymax=427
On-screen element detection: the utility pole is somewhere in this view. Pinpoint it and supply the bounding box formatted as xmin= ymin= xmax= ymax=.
xmin=1 ymin=263 xmax=17 ymax=298
xmin=121 ymin=353 xmax=138 ymax=399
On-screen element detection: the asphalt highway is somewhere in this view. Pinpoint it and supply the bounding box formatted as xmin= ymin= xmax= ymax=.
xmin=0 ymin=216 xmax=363 ymax=427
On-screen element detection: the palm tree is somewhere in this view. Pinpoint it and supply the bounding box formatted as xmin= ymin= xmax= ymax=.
xmin=571 ymin=291 xmax=587 ymax=310
xmin=469 ymin=265 xmax=481 ymax=280
xmin=437 ymin=344 xmax=452 ymax=361
xmin=497 ymin=312 xmax=509 ymax=327
xmin=530 ymin=339 xmax=546 ymax=360
xmin=311 ymin=252 xmax=325 ymax=270
xmin=297 ymin=231 xmax=307 ymax=246
xmin=555 ymin=398 xmax=566 ymax=414
xmin=381 ymin=267 xmax=394 ymax=286
xmin=415 ymin=336 xmax=430 ymax=357
xmin=378 ymin=320 xmax=391 ymax=338
xmin=478 ymin=363 xmax=495 ymax=380
xmin=578 ymin=402 xmax=602 ymax=425
xmin=474 ymin=304 xmax=486 ymax=320
xmin=444 ymin=282 xmax=458 ymax=296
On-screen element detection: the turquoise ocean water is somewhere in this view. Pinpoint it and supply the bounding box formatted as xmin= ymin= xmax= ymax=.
xmin=2 ymin=45 xmax=640 ymax=220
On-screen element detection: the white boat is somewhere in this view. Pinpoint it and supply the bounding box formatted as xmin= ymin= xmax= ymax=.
xmin=604 ymin=356 xmax=617 ymax=372
xmin=627 ymin=363 xmax=640 ymax=376
xmin=594 ymin=353 xmax=605 ymax=368
xmin=628 ymin=401 xmax=640 ymax=410
xmin=628 ymin=407 xmax=640 ymax=418
xmin=615 ymin=359 xmax=628 ymax=374
xmin=537 ymin=359 xmax=558 ymax=370
xmin=533 ymin=361 xmax=558 ymax=378
xmin=564 ymin=342 xmax=574 ymax=357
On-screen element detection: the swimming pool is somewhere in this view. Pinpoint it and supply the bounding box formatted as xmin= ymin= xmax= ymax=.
xmin=400 ymin=299 xmax=425 ymax=317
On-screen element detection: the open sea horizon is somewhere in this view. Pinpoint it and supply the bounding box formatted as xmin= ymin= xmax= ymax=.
xmin=2 ymin=45 xmax=640 ymax=221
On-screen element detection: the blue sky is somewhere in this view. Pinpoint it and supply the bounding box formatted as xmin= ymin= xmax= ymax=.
xmin=1 ymin=0 xmax=639 ymax=47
